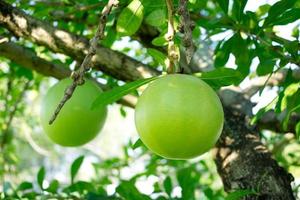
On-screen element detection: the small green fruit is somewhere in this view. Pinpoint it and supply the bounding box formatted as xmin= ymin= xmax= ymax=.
xmin=135 ymin=74 xmax=224 ymax=159
xmin=40 ymin=78 xmax=107 ymax=146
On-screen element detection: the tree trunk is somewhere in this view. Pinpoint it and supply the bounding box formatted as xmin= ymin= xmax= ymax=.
xmin=214 ymin=108 xmax=295 ymax=199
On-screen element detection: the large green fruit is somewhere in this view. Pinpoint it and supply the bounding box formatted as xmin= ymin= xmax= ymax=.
xmin=135 ymin=74 xmax=224 ymax=159
xmin=40 ymin=78 xmax=107 ymax=146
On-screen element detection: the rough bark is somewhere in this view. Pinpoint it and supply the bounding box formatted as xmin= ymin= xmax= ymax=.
xmin=214 ymin=107 xmax=295 ymax=199
xmin=0 ymin=1 xmax=159 ymax=81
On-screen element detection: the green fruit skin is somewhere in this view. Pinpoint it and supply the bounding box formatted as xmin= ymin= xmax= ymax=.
xmin=40 ymin=78 xmax=107 ymax=146
xmin=135 ymin=74 xmax=224 ymax=160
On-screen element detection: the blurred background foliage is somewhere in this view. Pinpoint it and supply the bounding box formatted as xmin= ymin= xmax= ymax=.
xmin=0 ymin=0 xmax=300 ymax=199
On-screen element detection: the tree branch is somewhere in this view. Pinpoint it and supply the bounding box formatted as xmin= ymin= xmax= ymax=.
xmin=0 ymin=40 xmax=136 ymax=108
xmin=0 ymin=1 xmax=159 ymax=82
xmin=0 ymin=39 xmax=71 ymax=79
xmin=214 ymin=108 xmax=295 ymax=199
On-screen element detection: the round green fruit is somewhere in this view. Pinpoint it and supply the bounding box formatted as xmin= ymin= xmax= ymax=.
xmin=40 ymin=78 xmax=107 ymax=147
xmin=135 ymin=74 xmax=224 ymax=159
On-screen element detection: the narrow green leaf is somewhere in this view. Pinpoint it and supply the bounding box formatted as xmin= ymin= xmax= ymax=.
xmin=116 ymin=180 xmax=151 ymax=200
xmin=225 ymin=189 xmax=257 ymax=200
xmin=116 ymin=0 xmax=144 ymax=36
xmin=71 ymin=155 xmax=85 ymax=184
xmin=195 ymin=68 xmax=243 ymax=88
xmin=163 ymin=176 xmax=172 ymax=196
xmin=145 ymin=9 xmax=166 ymax=27
xmin=177 ymin=167 xmax=199 ymax=200
xmin=281 ymin=83 xmax=299 ymax=111
xmin=256 ymin=59 xmax=275 ymax=76
xmin=283 ymin=104 xmax=300 ymax=131
xmin=120 ymin=106 xmax=127 ymax=117
xmin=91 ymin=76 xmax=159 ymax=109
xmin=216 ymin=0 xmax=229 ymax=14
xmin=271 ymin=8 xmax=300 ymax=26
xmin=296 ymin=122 xmax=300 ymax=140
xmin=37 ymin=167 xmax=45 ymax=190
xmin=232 ymin=0 xmax=247 ymax=21
xmin=231 ymin=34 xmax=251 ymax=76
xmin=214 ymin=39 xmax=232 ymax=68
xmin=63 ymin=181 xmax=96 ymax=194
xmin=147 ymin=48 xmax=168 ymax=68
xmin=152 ymin=36 xmax=168 ymax=46
xmin=132 ymin=138 xmax=143 ymax=150
xmin=17 ymin=182 xmax=33 ymax=191
xmin=46 ymin=179 xmax=59 ymax=193
xmin=256 ymin=4 xmax=271 ymax=17
xmin=264 ymin=0 xmax=297 ymax=26
xmin=251 ymin=97 xmax=278 ymax=125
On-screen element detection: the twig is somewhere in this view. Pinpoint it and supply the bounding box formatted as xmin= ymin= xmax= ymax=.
xmin=178 ymin=0 xmax=195 ymax=64
xmin=165 ymin=0 xmax=179 ymax=74
xmin=49 ymin=0 xmax=119 ymax=124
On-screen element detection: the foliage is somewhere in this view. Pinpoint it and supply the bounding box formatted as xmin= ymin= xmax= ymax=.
xmin=1 ymin=144 xmax=225 ymax=199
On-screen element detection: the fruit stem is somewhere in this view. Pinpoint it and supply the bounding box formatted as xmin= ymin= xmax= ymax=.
xmin=49 ymin=0 xmax=119 ymax=125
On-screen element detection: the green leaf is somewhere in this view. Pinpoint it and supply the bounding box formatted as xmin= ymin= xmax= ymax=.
xmin=195 ymin=68 xmax=243 ymax=88
xmin=46 ymin=179 xmax=59 ymax=193
xmin=17 ymin=182 xmax=33 ymax=191
xmin=256 ymin=4 xmax=271 ymax=17
xmin=230 ymin=34 xmax=251 ymax=76
xmin=251 ymin=97 xmax=278 ymax=125
xmin=13 ymin=62 xmax=34 ymax=80
xmin=37 ymin=167 xmax=45 ymax=190
xmin=163 ymin=176 xmax=172 ymax=196
xmin=216 ymin=0 xmax=229 ymax=14
xmin=296 ymin=122 xmax=300 ymax=140
xmin=281 ymin=83 xmax=299 ymax=111
xmin=116 ymin=180 xmax=151 ymax=200
xmin=271 ymin=8 xmax=300 ymax=26
xmin=101 ymin=28 xmax=117 ymax=48
xmin=214 ymin=39 xmax=232 ymax=68
xmin=132 ymin=138 xmax=143 ymax=150
xmin=145 ymin=9 xmax=166 ymax=27
xmin=120 ymin=106 xmax=127 ymax=117
xmin=256 ymin=59 xmax=275 ymax=76
xmin=225 ymin=189 xmax=257 ymax=200
xmin=147 ymin=48 xmax=168 ymax=68
xmin=284 ymin=40 xmax=299 ymax=56
xmin=116 ymin=0 xmax=144 ymax=36
xmin=152 ymin=36 xmax=168 ymax=46
xmin=91 ymin=76 xmax=159 ymax=109
xmin=63 ymin=181 xmax=96 ymax=194
xmin=264 ymin=0 xmax=297 ymax=26
xmin=71 ymin=155 xmax=85 ymax=184
xmin=177 ymin=167 xmax=199 ymax=200
xmin=232 ymin=0 xmax=247 ymax=21
xmin=283 ymin=104 xmax=300 ymax=131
